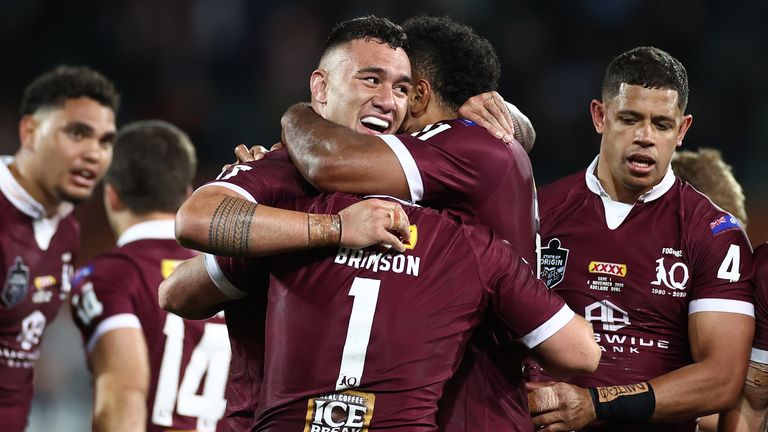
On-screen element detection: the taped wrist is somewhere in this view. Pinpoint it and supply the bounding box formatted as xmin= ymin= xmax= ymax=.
xmin=588 ymin=382 xmax=655 ymax=421
xmin=308 ymin=214 xmax=342 ymax=248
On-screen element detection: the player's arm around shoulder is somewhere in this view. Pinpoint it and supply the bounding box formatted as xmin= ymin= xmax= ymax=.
xmin=280 ymin=103 xmax=410 ymax=199
xmin=90 ymin=326 xmax=149 ymax=432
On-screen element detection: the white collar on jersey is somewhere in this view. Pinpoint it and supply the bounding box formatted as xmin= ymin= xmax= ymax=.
xmin=117 ymin=219 xmax=176 ymax=247
xmin=0 ymin=156 xmax=75 ymax=250
xmin=584 ymin=156 xmax=676 ymax=230
xmin=362 ymin=194 xmax=420 ymax=207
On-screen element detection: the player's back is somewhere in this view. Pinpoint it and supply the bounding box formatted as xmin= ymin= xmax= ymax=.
xmin=250 ymin=193 xmax=562 ymax=431
xmin=70 ymin=222 xmax=230 ymax=432
xmin=0 ymin=160 xmax=79 ymax=431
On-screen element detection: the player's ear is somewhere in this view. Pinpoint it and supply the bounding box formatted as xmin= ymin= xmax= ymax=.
xmin=310 ymin=69 xmax=329 ymax=105
xmin=104 ymin=183 xmax=126 ymax=212
xmin=409 ymin=79 xmax=431 ymax=117
xmin=18 ymin=115 xmax=37 ymax=150
xmin=590 ymin=99 xmax=606 ymax=134
xmin=676 ymin=114 xmax=693 ymax=147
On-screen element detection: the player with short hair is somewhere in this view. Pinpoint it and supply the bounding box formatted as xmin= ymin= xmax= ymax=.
xmin=277 ymin=15 xmax=540 ymax=431
xmin=170 ymin=15 xmax=541 ymax=430
xmin=163 ymin=190 xmax=600 ymax=430
xmin=528 ymin=46 xmax=755 ymax=432
xmin=0 ymin=65 xmax=118 ymax=432
xmin=69 ymin=120 xmax=231 ymax=432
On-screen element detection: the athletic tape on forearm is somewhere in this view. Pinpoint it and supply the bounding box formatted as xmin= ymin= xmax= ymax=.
xmin=588 ymin=382 xmax=656 ymax=421
xmin=308 ymin=213 xmax=342 ymax=248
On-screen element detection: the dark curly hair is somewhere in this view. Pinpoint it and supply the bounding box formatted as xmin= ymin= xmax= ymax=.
xmin=602 ymin=46 xmax=689 ymax=111
xmin=321 ymin=15 xmax=408 ymax=60
xmin=20 ymin=65 xmax=120 ymax=116
xmin=402 ymin=16 xmax=500 ymax=111
xmin=107 ymin=120 xmax=196 ymax=214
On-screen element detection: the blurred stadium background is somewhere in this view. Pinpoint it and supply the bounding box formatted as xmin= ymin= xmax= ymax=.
xmin=0 ymin=0 xmax=764 ymax=429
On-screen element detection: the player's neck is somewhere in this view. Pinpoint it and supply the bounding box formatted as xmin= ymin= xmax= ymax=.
xmin=422 ymin=104 xmax=457 ymax=127
xmin=7 ymin=157 xmax=60 ymax=217
xmin=595 ymin=161 xmax=648 ymax=204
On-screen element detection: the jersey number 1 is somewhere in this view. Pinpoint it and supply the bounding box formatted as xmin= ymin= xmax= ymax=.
xmin=152 ymin=314 xmax=231 ymax=431
xmin=336 ymin=277 xmax=381 ymax=390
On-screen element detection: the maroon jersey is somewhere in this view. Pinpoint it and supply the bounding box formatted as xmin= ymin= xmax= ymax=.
xmin=751 ymin=244 xmax=768 ymax=364
xmin=207 ymin=193 xmax=569 ymax=431
xmin=0 ymin=159 xmax=78 ymax=432
xmin=69 ymin=220 xmax=230 ymax=432
xmin=537 ymin=157 xmax=755 ymax=432
xmin=380 ymin=119 xmax=539 ymax=430
xmin=204 ymin=148 xmax=313 ymax=428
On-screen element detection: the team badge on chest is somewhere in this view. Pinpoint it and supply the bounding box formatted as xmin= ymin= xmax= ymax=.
xmin=2 ymin=256 xmax=30 ymax=308
xmin=540 ymin=238 xmax=569 ymax=288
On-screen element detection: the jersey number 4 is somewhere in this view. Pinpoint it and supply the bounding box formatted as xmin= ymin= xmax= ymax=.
xmin=336 ymin=277 xmax=381 ymax=391
xmin=152 ymin=314 xmax=231 ymax=431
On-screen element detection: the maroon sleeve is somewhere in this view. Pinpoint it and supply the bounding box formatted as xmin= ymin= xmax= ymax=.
xmin=69 ymin=257 xmax=142 ymax=350
xmin=204 ymin=148 xmax=314 ymax=205
xmin=470 ymin=229 xmax=570 ymax=348
xmin=205 ymin=254 xmax=268 ymax=299
xmin=752 ymin=244 xmax=768 ymax=358
xmin=380 ymin=120 xmax=516 ymax=210
xmin=687 ymin=210 xmax=754 ymax=310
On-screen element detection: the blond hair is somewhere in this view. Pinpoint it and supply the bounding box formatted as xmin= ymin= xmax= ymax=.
xmin=672 ymin=148 xmax=747 ymax=228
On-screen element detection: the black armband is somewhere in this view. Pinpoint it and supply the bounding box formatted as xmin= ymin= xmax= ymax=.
xmin=588 ymin=382 xmax=656 ymax=421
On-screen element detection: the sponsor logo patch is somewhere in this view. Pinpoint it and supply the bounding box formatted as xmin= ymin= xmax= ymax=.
xmin=540 ymin=238 xmax=569 ymax=288
xmin=710 ymin=214 xmax=742 ymax=235
xmin=161 ymin=259 xmax=183 ymax=279
xmin=588 ymin=261 xmax=627 ymax=277
xmin=303 ymin=390 xmax=375 ymax=432
xmin=34 ymin=275 xmax=57 ymax=290
xmin=2 ymin=257 xmax=30 ymax=308
xmin=404 ymin=225 xmax=418 ymax=250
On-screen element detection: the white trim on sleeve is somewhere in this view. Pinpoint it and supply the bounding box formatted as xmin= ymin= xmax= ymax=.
xmin=688 ymin=298 xmax=755 ymax=317
xmin=202 ymin=182 xmax=257 ymax=203
xmin=520 ymin=305 xmax=576 ymax=348
xmin=86 ymin=313 xmax=142 ymax=353
xmin=377 ymin=135 xmax=424 ymax=202
xmin=204 ymin=253 xmax=248 ymax=299
xmin=751 ymin=347 xmax=768 ymax=364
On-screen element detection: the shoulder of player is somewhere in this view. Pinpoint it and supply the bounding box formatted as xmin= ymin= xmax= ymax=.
xmin=538 ymin=170 xmax=588 ymax=213
xmin=398 ymin=119 xmax=506 ymax=149
xmin=675 ymin=182 xmax=741 ymax=230
xmin=71 ymin=252 xmax=139 ymax=290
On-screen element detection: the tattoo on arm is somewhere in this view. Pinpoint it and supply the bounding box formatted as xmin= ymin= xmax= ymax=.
xmin=209 ymin=196 xmax=258 ymax=256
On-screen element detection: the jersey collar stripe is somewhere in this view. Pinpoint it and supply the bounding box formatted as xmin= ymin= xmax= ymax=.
xmin=117 ymin=220 xmax=176 ymax=247
xmin=751 ymin=347 xmax=768 ymax=364
xmin=520 ymin=305 xmax=575 ymax=348
xmin=86 ymin=313 xmax=142 ymax=353
xmin=378 ymin=135 xmax=424 ymax=202
xmin=204 ymin=253 xmax=247 ymax=299
xmin=203 ymin=182 xmax=257 ymax=203
xmin=688 ymin=298 xmax=755 ymax=317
